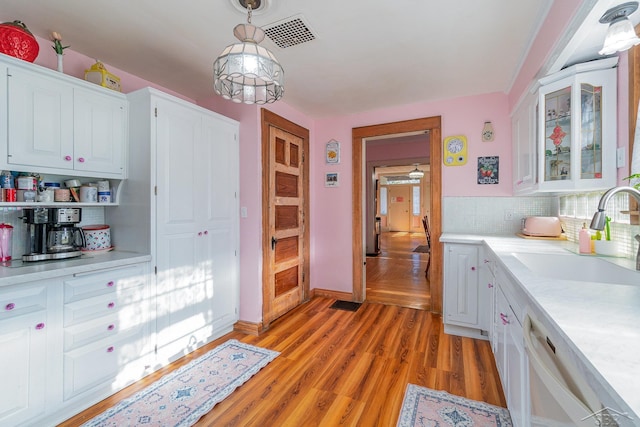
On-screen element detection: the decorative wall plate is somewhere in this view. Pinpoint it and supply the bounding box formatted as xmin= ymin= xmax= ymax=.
xmin=326 ymin=139 xmax=340 ymax=164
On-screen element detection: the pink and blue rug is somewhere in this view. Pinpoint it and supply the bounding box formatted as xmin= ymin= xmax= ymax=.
xmin=81 ymin=339 xmax=279 ymax=427
xmin=397 ymin=384 xmax=513 ymax=427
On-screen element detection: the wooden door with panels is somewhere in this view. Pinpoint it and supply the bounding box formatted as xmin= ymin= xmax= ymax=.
xmin=262 ymin=109 xmax=310 ymax=327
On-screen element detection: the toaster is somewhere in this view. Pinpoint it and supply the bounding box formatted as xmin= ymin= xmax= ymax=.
xmin=521 ymin=216 xmax=563 ymax=237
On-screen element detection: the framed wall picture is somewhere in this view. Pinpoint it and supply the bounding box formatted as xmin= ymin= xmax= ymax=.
xmin=326 ymin=140 xmax=340 ymax=164
xmin=325 ymin=172 xmax=339 ymax=187
xmin=478 ymin=156 xmax=499 ymax=184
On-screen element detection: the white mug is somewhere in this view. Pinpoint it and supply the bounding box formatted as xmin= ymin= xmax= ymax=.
xmin=79 ymin=186 xmax=97 ymax=203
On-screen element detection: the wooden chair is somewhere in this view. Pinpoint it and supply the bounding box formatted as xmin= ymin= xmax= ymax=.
xmin=422 ymin=215 xmax=431 ymax=276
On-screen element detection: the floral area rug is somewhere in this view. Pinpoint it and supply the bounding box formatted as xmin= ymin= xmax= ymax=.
xmin=397 ymin=384 xmax=513 ymax=427
xmin=81 ymin=339 xmax=279 ymax=427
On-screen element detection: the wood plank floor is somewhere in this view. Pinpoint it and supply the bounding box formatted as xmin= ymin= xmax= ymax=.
xmin=366 ymin=232 xmax=430 ymax=310
xmin=59 ymin=297 xmax=506 ymax=427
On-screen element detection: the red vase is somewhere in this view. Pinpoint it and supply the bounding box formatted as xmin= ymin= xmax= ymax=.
xmin=0 ymin=20 xmax=39 ymax=62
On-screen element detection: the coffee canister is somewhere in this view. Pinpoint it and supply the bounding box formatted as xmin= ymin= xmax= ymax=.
xmin=16 ymin=176 xmax=37 ymax=190
xmin=79 ymin=186 xmax=97 ymax=203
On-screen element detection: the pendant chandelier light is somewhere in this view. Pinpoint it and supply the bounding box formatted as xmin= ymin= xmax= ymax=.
xmin=409 ymin=167 xmax=424 ymax=179
xmin=213 ymin=0 xmax=284 ymax=104
xmin=598 ymin=2 xmax=640 ymax=55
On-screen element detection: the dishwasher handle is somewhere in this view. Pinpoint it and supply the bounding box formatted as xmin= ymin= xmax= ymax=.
xmin=523 ymin=313 xmax=598 ymax=425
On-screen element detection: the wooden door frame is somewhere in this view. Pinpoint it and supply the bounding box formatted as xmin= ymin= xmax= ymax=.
xmin=352 ymin=117 xmax=443 ymax=313
xmin=261 ymin=108 xmax=311 ymax=326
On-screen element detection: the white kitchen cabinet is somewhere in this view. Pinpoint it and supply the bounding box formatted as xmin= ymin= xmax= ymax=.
xmin=536 ymin=57 xmax=617 ymax=192
xmin=512 ymin=89 xmax=538 ymax=195
xmin=493 ymin=272 xmax=529 ymax=427
xmin=0 ymin=280 xmax=61 ymax=427
xmin=1 ymin=54 xmax=127 ymax=179
xmin=110 ymin=87 xmax=239 ymax=363
xmin=61 ymin=263 xmax=152 ymax=401
xmin=443 ymin=242 xmax=488 ymax=339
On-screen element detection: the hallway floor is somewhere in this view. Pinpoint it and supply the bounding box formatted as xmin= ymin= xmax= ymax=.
xmin=365 ymin=232 xmax=430 ymax=310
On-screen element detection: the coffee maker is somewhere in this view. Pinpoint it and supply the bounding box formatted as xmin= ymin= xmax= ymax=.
xmin=22 ymin=208 xmax=85 ymax=262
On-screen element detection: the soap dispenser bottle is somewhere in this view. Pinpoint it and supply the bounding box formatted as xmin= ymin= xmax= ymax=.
xmin=579 ymin=223 xmax=591 ymax=254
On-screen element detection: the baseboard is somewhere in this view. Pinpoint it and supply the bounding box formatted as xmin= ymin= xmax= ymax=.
xmin=310 ymin=288 xmax=354 ymax=301
xmin=233 ymin=320 xmax=266 ymax=336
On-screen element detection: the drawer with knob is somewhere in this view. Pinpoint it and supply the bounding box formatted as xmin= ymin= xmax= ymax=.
xmin=63 ymin=286 xmax=145 ymax=327
xmin=63 ymin=264 xmax=147 ymax=303
xmin=0 ymin=283 xmax=47 ymax=321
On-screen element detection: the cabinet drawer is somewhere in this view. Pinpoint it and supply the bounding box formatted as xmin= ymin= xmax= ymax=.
xmin=63 ymin=286 xmax=146 ymax=327
xmin=64 ymin=309 xmax=148 ymax=351
xmin=64 ymin=264 xmax=147 ymax=303
xmin=0 ymin=284 xmax=47 ymax=321
xmin=63 ymin=326 xmax=148 ymax=401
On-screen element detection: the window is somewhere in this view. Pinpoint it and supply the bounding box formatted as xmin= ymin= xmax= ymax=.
xmin=380 ymin=187 xmax=388 ymax=215
xmin=412 ymin=186 xmax=420 ymax=215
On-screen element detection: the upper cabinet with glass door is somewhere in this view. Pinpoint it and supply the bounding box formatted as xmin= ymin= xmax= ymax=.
xmin=536 ymin=57 xmax=618 ymax=192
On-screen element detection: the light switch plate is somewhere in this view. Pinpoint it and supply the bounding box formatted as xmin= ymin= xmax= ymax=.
xmin=617 ymin=147 xmax=625 ymax=168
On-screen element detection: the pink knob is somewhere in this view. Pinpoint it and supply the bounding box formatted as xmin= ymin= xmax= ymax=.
xmin=107 ymin=302 xmax=115 ymax=309
xmin=78 ymin=157 xmax=85 ymax=163
xmin=64 ymin=155 xmax=72 ymax=161
xmin=204 ymin=230 xmax=208 ymax=235
xmin=107 ymin=281 xmax=114 ymax=287
xmin=35 ymin=323 xmax=45 ymax=330
xmin=107 ymin=346 xmax=114 ymax=353
xmin=471 ymin=267 xmax=476 ymax=271
xmin=198 ymin=231 xmax=203 ymax=236
xmin=107 ymin=324 xmax=115 ymax=331
xmin=5 ymin=303 xmax=15 ymax=311
xmin=500 ymin=313 xmax=509 ymax=325
xmin=484 ymin=259 xmax=490 ymax=264
xmin=488 ymin=283 xmax=494 ymax=288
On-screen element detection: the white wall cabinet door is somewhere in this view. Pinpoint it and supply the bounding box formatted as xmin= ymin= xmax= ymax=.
xmin=444 ymin=243 xmax=480 ymax=328
xmin=73 ymin=88 xmax=127 ymax=176
xmin=512 ymin=90 xmax=537 ymax=195
xmin=7 ymin=66 xmax=74 ymax=170
xmin=153 ymin=95 xmax=239 ymax=361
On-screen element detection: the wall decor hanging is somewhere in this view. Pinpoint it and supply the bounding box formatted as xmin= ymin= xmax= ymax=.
xmin=326 ymin=139 xmax=340 ymax=164
xmin=477 ymin=156 xmax=499 ymax=184
xmin=482 ymin=121 xmax=495 ymax=142
xmin=325 ymin=172 xmax=339 ymax=187
xmin=443 ymin=135 xmax=467 ymax=166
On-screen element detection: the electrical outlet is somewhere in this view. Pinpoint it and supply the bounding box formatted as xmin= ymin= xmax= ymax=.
xmin=504 ymin=210 xmax=515 ymax=221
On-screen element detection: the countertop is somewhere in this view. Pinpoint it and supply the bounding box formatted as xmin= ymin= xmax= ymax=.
xmin=0 ymin=250 xmax=151 ymax=286
xmin=441 ymin=233 xmax=640 ymax=423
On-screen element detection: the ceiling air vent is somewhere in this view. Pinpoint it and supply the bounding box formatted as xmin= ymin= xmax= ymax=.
xmin=263 ymin=15 xmax=316 ymax=49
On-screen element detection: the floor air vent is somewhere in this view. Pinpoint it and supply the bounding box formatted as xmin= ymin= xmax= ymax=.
xmin=263 ymin=15 xmax=316 ymax=48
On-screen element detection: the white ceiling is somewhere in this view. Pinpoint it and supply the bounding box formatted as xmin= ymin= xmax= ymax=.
xmin=0 ymin=0 xmax=637 ymax=118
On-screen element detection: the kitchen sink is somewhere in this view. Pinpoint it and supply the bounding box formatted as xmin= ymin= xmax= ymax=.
xmin=512 ymin=252 xmax=640 ymax=286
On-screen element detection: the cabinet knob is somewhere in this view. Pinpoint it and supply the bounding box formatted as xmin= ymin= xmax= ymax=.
xmin=484 ymin=259 xmax=490 ymax=264
xmin=198 ymin=231 xmax=203 ymax=236
xmin=471 ymin=266 xmax=476 ymax=271
xmin=107 ymin=346 xmax=114 ymax=353
xmin=107 ymin=302 xmax=115 ymax=309
xmin=5 ymin=303 xmax=15 ymax=311
xmin=204 ymin=230 xmax=208 ymax=235
xmin=106 ymin=281 xmax=115 ymax=287
xmin=35 ymin=323 xmax=45 ymax=330
xmin=78 ymin=157 xmax=85 ymax=163
xmin=64 ymin=155 xmax=72 ymax=161
xmin=107 ymin=324 xmax=115 ymax=331
xmin=500 ymin=313 xmax=509 ymax=325
xmin=488 ymin=283 xmax=494 ymax=288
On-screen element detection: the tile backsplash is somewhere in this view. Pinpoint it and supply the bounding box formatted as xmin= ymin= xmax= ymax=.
xmin=442 ymin=196 xmax=558 ymax=235
xmin=443 ymin=193 xmax=640 ymax=260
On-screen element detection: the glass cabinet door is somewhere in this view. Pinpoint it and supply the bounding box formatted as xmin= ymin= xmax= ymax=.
xmin=580 ymin=83 xmax=603 ymax=180
xmin=543 ymin=86 xmax=571 ymax=182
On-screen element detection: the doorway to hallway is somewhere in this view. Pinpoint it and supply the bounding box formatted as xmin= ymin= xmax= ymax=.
xmin=366 ymin=231 xmax=430 ymax=310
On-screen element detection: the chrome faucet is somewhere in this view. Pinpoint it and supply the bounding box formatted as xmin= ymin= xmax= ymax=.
xmin=590 ymin=186 xmax=640 ymax=270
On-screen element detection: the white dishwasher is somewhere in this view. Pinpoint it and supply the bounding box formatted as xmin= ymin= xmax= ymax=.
xmin=524 ymin=312 xmax=603 ymax=426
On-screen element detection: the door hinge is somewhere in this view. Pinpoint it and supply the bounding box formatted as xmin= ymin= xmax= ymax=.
xmin=154 ymin=186 xmax=157 ymax=196
xmin=155 ymin=107 xmax=158 ymax=117
xmin=302 ymin=271 xmax=305 ymax=282
xmin=154 ymin=266 xmax=157 ymax=275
